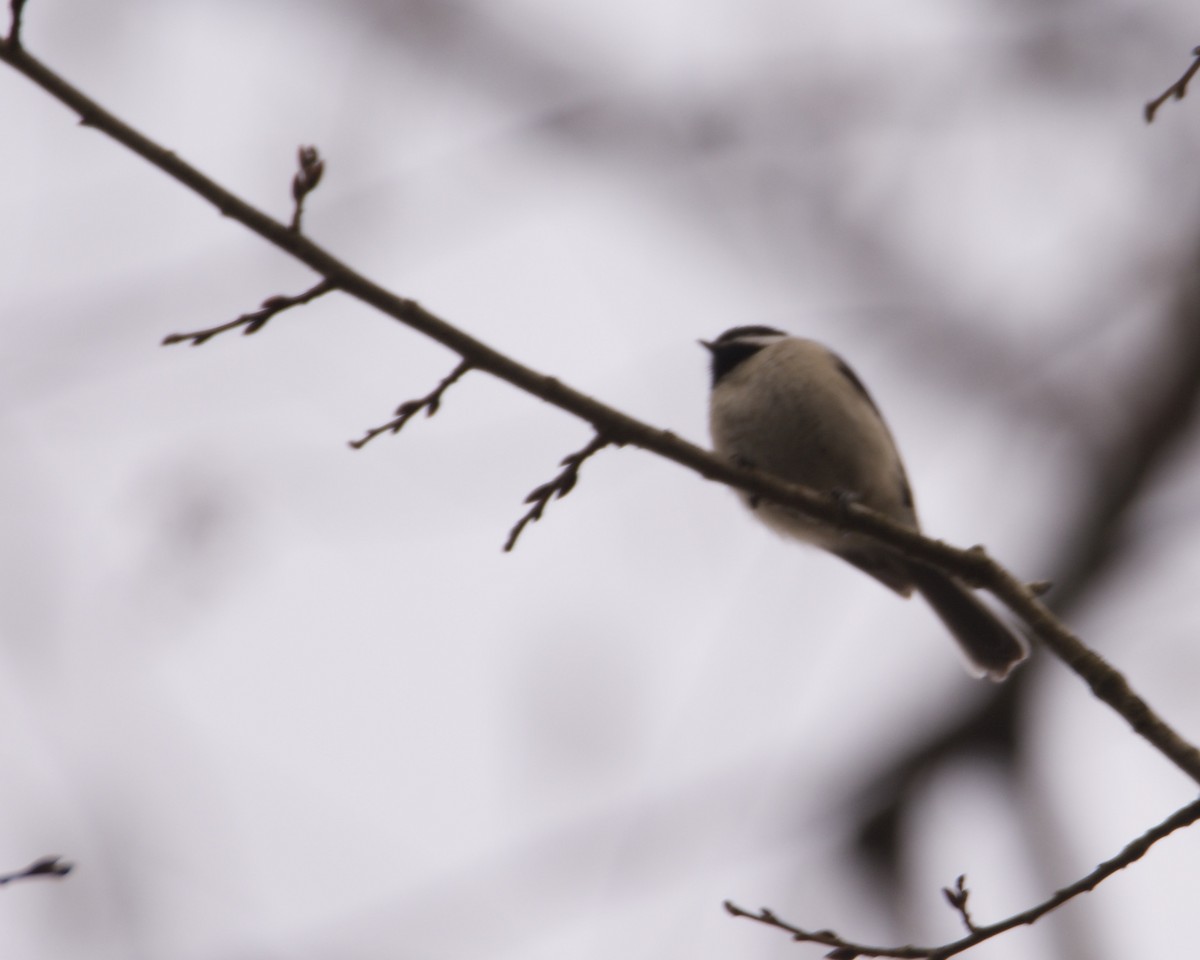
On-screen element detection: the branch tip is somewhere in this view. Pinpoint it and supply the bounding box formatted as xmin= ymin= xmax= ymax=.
xmin=729 ymin=795 xmax=1200 ymax=958
xmin=1145 ymin=48 xmax=1200 ymax=123
xmin=941 ymin=875 xmax=977 ymax=933
xmin=349 ymin=359 xmax=472 ymax=450
xmin=503 ymin=433 xmax=611 ymax=552
xmin=289 ymin=144 xmax=324 ymax=232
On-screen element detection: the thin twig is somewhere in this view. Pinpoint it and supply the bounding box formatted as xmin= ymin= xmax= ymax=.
xmin=289 ymin=144 xmax=324 ymax=232
xmin=724 ymin=902 xmax=926 ymax=959
xmin=7 ymin=0 xmax=28 ymax=47
xmin=161 ymin=278 xmax=336 ymax=346
xmin=349 ymin=359 xmax=472 ymax=449
xmin=1145 ymin=46 xmax=1200 ymax=122
xmin=941 ymin=875 xmax=976 ymax=934
xmin=0 ymin=855 xmax=72 ymax=886
xmin=504 ymin=434 xmax=611 ymax=552
xmin=4 ymin=40 xmax=1200 ymax=790
xmin=727 ymin=794 xmax=1200 ymax=959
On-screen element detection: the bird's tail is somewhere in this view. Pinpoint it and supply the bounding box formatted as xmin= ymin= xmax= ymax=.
xmin=908 ymin=563 xmax=1027 ymax=681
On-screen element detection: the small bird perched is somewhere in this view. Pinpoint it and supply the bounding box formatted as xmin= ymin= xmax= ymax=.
xmin=702 ymin=326 xmax=1026 ymax=680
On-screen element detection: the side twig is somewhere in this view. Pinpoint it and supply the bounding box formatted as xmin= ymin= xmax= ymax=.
xmin=289 ymin=145 xmax=324 ymax=233
xmin=161 ymin=278 xmax=336 ymax=346
xmin=504 ymin=434 xmax=612 ymax=552
xmin=1145 ymin=46 xmax=1200 ymax=122
xmin=727 ymin=794 xmax=1200 ymax=959
xmin=941 ymin=875 xmax=976 ymax=934
xmin=349 ymin=359 xmax=473 ymax=449
xmin=0 ymin=855 xmax=72 ymax=886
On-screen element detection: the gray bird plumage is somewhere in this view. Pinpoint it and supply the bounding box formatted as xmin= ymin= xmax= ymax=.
xmin=703 ymin=326 xmax=1026 ymax=680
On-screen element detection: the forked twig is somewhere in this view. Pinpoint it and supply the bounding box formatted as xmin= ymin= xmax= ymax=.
xmin=504 ymin=433 xmax=612 ymax=552
xmin=349 ymin=359 xmax=473 ymax=449
xmin=941 ymin=875 xmax=977 ymax=934
xmin=727 ymin=794 xmax=1200 ymax=959
xmin=161 ymin=278 xmax=336 ymax=346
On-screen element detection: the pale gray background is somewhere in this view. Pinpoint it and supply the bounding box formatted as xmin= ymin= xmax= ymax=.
xmin=4 ymin=1 xmax=1200 ymax=958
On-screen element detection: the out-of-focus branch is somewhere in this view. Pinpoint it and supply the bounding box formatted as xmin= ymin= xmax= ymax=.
xmin=3 ymin=37 xmax=1200 ymax=790
xmin=728 ymin=793 xmax=1200 ymax=959
xmin=0 ymin=856 xmax=72 ymax=886
xmin=1145 ymin=46 xmax=1200 ymax=122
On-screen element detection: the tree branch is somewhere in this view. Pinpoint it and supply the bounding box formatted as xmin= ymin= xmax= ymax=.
xmin=1145 ymin=46 xmax=1200 ymax=123
xmin=4 ymin=36 xmax=1199 ymax=787
xmin=504 ymin=433 xmax=613 ymax=551
xmin=727 ymin=793 xmax=1200 ymax=959
xmin=3 ymin=27 xmax=1200 ymax=791
xmin=11 ymin=24 xmax=1200 ymax=960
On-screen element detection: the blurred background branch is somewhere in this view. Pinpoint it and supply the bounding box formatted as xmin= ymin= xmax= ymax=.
xmin=0 ymin=856 xmax=72 ymax=887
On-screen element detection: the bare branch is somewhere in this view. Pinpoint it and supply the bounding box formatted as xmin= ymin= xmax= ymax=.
xmin=1145 ymin=46 xmax=1200 ymax=122
xmin=349 ymin=359 xmax=472 ymax=449
xmin=5 ymin=40 xmax=1200 ymax=793
xmin=289 ymin=144 xmax=324 ymax=232
xmin=728 ymin=794 xmax=1200 ymax=959
xmin=504 ymin=434 xmax=612 ymax=552
xmin=0 ymin=855 xmax=72 ymax=886
xmin=161 ymin=278 xmax=336 ymax=346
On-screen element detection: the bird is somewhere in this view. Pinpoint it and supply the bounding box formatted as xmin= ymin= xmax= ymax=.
xmin=702 ymin=325 xmax=1027 ymax=680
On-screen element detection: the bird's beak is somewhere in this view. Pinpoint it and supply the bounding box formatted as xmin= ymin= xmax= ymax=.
xmin=699 ymin=339 xmax=715 ymax=353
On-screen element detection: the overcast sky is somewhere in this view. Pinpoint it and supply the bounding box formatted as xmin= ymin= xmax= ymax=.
xmin=4 ymin=2 xmax=1200 ymax=958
